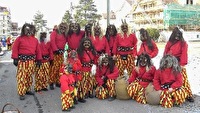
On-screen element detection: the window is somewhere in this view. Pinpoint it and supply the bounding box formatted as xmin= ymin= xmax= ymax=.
xmin=186 ymin=0 xmax=193 ymax=4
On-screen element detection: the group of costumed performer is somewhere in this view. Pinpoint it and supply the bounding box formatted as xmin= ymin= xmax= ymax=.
xmin=34 ymin=31 xmax=53 ymax=92
xmin=127 ymin=53 xmax=156 ymax=104
xmin=11 ymin=23 xmax=42 ymax=100
xmin=153 ymin=54 xmax=187 ymax=108
xmin=49 ymin=22 xmax=68 ymax=90
xmin=112 ymin=19 xmax=138 ymax=76
xmin=95 ymin=54 xmax=119 ymax=101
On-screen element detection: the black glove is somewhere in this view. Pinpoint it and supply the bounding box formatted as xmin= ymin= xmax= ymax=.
xmin=13 ymin=59 xmax=19 ymax=66
xmin=49 ymin=60 xmax=53 ymax=66
xmin=54 ymin=50 xmax=60 ymax=55
xmin=36 ymin=60 xmax=42 ymax=68
xmin=102 ymin=83 xmax=107 ymax=88
xmin=103 ymin=76 xmax=108 ymax=84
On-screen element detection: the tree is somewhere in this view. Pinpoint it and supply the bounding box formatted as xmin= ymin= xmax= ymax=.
xmin=73 ymin=0 xmax=102 ymax=27
xmin=33 ymin=11 xmax=47 ymax=32
xmin=62 ymin=10 xmax=72 ymax=23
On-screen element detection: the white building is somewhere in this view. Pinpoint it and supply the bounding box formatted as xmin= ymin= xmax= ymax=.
xmin=0 ymin=6 xmax=12 ymax=39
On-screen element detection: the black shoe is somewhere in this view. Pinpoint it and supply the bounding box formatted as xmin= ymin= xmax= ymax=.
xmin=70 ymin=106 xmax=75 ymax=109
xmin=62 ymin=108 xmax=71 ymax=112
xmin=78 ymin=98 xmax=86 ymax=103
xmin=26 ymin=91 xmax=34 ymax=95
xmin=74 ymin=99 xmax=78 ymax=104
xmin=56 ymin=83 xmax=61 ymax=87
xmin=42 ymin=88 xmax=48 ymax=91
xmin=50 ymin=84 xmax=54 ymax=90
xmin=89 ymin=94 xmax=94 ymax=98
xmin=108 ymin=96 xmax=115 ymax=101
xmin=19 ymin=95 xmax=25 ymax=100
xmin=187 ymin=97 xmax=194 ymax=102
xmin=35 ymin=89 xmax=42 ymax=92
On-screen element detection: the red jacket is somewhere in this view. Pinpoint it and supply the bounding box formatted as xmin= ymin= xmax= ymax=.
xmin=91 ymin=36 xmax=110 ymax=56
xmin=128 ymin=66 xmax=156 ymax=88
xmin=95 ymin=65 xmax=119 ymax=86
xmin=79 ymin=49 xmax=98 ymax=72
xmin=153 ymin=68 xmax=183 ymax=91
xmin=137 ymin=40 xmax=158 ymax=58
xmin=163 ymin=41 xmax=188 ymax=66
xmin=68 ymin=58 xmax=82 ymax=81
xmin=11 ymin=36 xmax=42 ymax=60
xmin=50 ymin=31 xmax=67 ymax=52
xmin=112 ymin=33 xmax=137 ymax=56
xmin=67 ymin=31 xmax=85 ymax=50
xmin=39 ymin=41 xmax=53 ymax=62
xmin=60 ymin=73 xmax=75 ymax=93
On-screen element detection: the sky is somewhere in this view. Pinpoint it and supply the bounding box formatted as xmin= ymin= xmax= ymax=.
xmin=1 ymin=0 xmax=125 ymax=28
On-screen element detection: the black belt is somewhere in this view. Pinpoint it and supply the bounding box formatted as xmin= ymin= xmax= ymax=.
xmin=161 ymin=83 xmax=172 ymax=89
xmin=18 ymin=54 xmax=36 ymax=61
xmin=82 ymin=62 xmax=93 ymax=67
xmin=96 ymin=50 xmax=105 ymax=56
xmin=137 ymin=78 xmax=152 ymax=82
xmin=42 ymin=55 xmax=50 ymax=60
xmin=58 ymin=49 xmax=64 ymax=54
xmin=117 ymin=46 xmax=133 ymax=52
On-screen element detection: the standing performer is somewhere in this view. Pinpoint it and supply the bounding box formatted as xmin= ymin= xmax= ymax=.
xmin=137 ymin=28 xmax=158 ymax=58
xmin=104 ymin=24 xmax=118 ymax=56
xmin=67 ymin=22 xmax=85 ymax=52
xmin=85 ymin=23 xmax=92 ymax=37
xmin=163 ymin=27 xmax=194 ymax=102
xmin=49 ymin=22 xmax=68 ymax=90
xmin=11 ymin=23 xmax=42 ymax=100
xmin=90 ymin=22 xmax=110 ymax=58
xmin=153 ymin=54 xmax=187 ymax=108
xmin=95 ymin=54 xmax=119 ymax=101
xmin=77 ymin=37 xmax=97 ymax=101
xmin=127 ymin=53 xmax=156 ymax=104
xmin=60 ymin=63 xmax=76 ymax=112
xmin=34 ymin=32 xmax=53 ymax=92
xmin=112 ymin=20 xmax=138 ymax=76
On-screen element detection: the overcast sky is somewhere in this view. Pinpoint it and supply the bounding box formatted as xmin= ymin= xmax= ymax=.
xmin=1 ymin=0 xmax=124 ymax=28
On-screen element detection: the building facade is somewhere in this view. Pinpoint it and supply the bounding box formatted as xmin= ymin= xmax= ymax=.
xmin=132 ymin=0 xmax=200 ymax=30
xmin=0 ymin=6 xmax=12 ymax=39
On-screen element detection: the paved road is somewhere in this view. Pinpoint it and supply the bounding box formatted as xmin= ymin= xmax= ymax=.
xmin=0 ymin=43 xmax=200 ymax=113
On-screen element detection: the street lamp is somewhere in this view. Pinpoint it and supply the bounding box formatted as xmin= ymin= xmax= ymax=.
xmin=107 ymin=0 xmax=110 ymax=26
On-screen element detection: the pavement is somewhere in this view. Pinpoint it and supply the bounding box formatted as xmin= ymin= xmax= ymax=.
xmin=0 ymin=42 xmax=200 ymax=113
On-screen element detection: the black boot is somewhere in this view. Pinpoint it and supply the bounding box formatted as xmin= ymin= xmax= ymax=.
xmin=19 ymin=95 xmax=25 ymax=100
xmin=56 ymin=83 xmax=61 ymax=87
xmin=74 ymin=98 xmax=78 ymax=104
xmin=78 ymin=98 xmax=86 ymax=103
xmin=187 ymin=97 xmax=194 ymax=102
xmin=26 ymin=91 xmax=34 ymax=95
xmin=108 ymin=96 xmax=116 ymax=101
xmin=50 ymin=84 xmax=54 ymax=90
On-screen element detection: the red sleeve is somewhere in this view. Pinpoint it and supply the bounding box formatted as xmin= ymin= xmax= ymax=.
xmin=107 ymin=66 xmax=119 ymax=80
xmin=105 ymin=37 xmax=111 ymax=56
xmin=112 ymin=34 xmax=119 ymax=55
xmin=95 ymin=67 xmax=104 ymax=86
xmin=128 ymin=68 xmax=137 ymax=83
xmin=163 ymin=42 xmax=171 ymax=56
xmin=153 ymin=70 xmax=161 ymax=91
xmin=50 ymin=31 xmax=58 ymax=52
xmin=150 ymin=41 xmax=158 ymax=58
xmin=131 ymin=34 xmax=138 ymax=57
xmin=60 ymin=75 xmax=69 ymax=93
xmin=180 ymin=42 xmax=188 ymax=66
xmin=171 ymin=73 xmax=183 ymax=89
xmin=11 ymin=37 xmax=20 ymax=59
xmin=36 ymin=40 xmax=42 ymax=60
xmin=49 ymin=44 xmax=54 ymax=60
